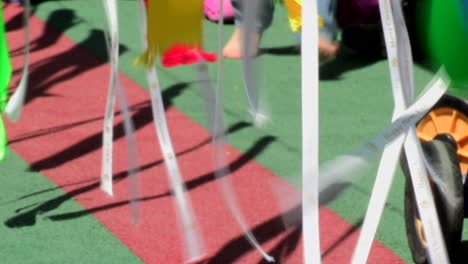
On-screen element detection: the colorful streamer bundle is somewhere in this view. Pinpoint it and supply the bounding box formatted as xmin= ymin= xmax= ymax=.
xmin=136 ymin=0 xmax=206 ymax=261
xmin=137 ymin=0 xmax=212 ymax=68
xmin=136 ymin=0 xmax=271 ymax=260
xmin=0 ymin=4 xmax=11 ymax=160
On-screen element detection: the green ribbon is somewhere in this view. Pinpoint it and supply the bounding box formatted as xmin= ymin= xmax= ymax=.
xmin=0 ymin=5 xmax=11 ymax=160
xmin=0 ymin=5 xmax=11 ymax=111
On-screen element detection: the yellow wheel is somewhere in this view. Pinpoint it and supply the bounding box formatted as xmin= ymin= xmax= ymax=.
xmin=418 ymin=105 xmax=468 ymax=179
xmin=403 ymin=94 xmax=466 ymax=264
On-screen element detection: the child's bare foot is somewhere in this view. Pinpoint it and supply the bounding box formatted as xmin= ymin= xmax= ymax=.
xmin=222 ymin=28 xmax=261 ymax=59
xmin=318 ymin=37 xmax=339 ymax=57
xmin=318 ymin=37 xmax=339 ymax=63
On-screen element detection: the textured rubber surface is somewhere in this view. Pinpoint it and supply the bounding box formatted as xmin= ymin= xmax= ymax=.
xmin=1 ymin=3 xmax=407 ymax=263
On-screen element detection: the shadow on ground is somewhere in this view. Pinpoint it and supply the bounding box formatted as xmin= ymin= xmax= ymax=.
xmin=4 ymin=126 xmax=269 ymax=228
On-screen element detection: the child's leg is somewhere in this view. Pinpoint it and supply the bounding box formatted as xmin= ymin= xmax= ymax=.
xmin=232 ymin=0 xmax=274 ymax=32
xmin=317 ymin=0 xmax=339 ymax=57
xmin=223 ymin=0 xmax=275 ymax=59
xmin=318 ymin=0 xmax=339 ymax=41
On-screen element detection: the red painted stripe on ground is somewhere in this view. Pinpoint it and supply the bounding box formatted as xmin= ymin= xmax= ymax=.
xmin=3 ymin=4 xmax=405 ymax=263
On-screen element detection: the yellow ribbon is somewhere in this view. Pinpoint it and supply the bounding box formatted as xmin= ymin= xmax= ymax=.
xmin=283 ymin=0 xmax=324 ymax=32
xmin=137 ymin=0 xmax=204 ymax=67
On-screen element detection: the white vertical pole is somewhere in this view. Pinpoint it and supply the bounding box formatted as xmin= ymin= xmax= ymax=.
xmin=301 ymin=0 xmax=321 ymax=263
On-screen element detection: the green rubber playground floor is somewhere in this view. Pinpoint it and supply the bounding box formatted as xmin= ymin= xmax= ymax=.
xmin=2 ymin=1 xmax=468 ymax=263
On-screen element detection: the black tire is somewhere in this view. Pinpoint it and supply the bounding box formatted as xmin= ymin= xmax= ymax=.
xmin=431 ymin=94 xmax=468 ymax=116
xmin=402 ymin=137 xmax=464 ymax=264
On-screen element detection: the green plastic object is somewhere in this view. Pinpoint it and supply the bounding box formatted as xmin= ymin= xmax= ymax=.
xmin=0 ymin=117 xmax=6 ymax=160
xmin=0 ymin=5 xmax=10 ymax=160
xmin=416 ymin=0 xmax=468 ymax=97
xmin=1 ymin=5 xmax=11 ymax=106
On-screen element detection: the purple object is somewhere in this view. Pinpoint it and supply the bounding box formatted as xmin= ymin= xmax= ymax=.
xmin=336 ymin=0 xmax=380 ymax=27
xmin=204 ymin=0 xmax=235 ymax=22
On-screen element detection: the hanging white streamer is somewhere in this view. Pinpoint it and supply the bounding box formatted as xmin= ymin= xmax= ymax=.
xmin=148 ymin=66 xmax=206 ymax=262
xmin=115 ymin=76 xmax=142 ymax=223
xmin=5 ymin=0 xmax=31 ymax=121
xmin=351 ymin=1 xmax=449 ymax=263
xmin=301 ymin=0 xmax=321 ymax=263
xmin=102 ymin=0 xmax=142 ymax=223
xmin=188 ymin=2 xmax=273 ymax=260
xmin=241 ymin=0 xmax=269 ymax=126
xmin=195 ymin=61 xmax=274 ymax=261
xmin=100 ymin=0 xmax=119 ymax=196
xmin=136 ymin=0 xmax=205 ymax=261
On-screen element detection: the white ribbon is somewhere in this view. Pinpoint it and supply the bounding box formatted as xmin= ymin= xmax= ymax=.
xmin=115 ymin=76 xmax=142 ymax=223
xmin=351 ymin=1 xmax=409 ymax=262
xmin=195 ymin=61 xmax=274 ymax=262
xmin=5 ymin=0 xmax=31 ymax=121
xmin=241 ymin=0 xmax=269 ymax=126
xmin=190 ymin=1 xmax=273 ymax=261
xmin=319 ymin=76 xmax=448 ymax=193
xmin=100 ymin=0 xmax=119 ymax=196
xmin=148 ymin=66 xmax=206 ymax=262
xmin=351 ymin=1 xmax=449 ymax=263
xmin=102 ymin=0 xmax=142 ymax=223
xmin=301 ymin=0 xmax=321 ymax=263
xmin=136 ymin=0 xmax=205 ymax=261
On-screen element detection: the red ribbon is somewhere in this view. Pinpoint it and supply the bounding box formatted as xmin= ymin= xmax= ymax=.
xmin=162 ymin=44 xmax=217 ymax=67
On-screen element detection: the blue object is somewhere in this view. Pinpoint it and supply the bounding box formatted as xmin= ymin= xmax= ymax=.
xmin=465 ymin=0 xmax=468 ymax=20
xmin=462 ymin=0 xmax=468 ymax=33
